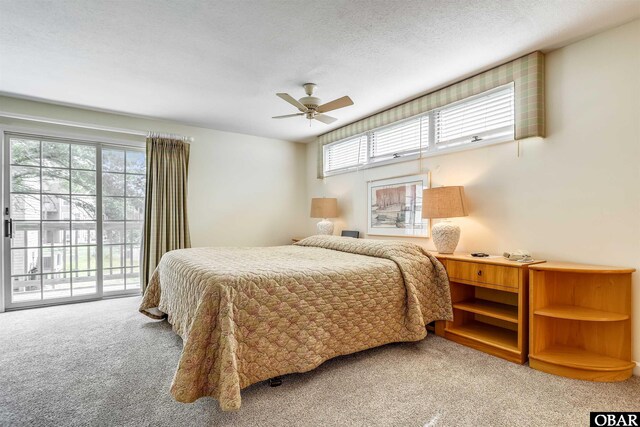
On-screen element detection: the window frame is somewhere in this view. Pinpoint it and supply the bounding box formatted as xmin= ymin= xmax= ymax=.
xmin=323 ymin=83 xmax=515 ymax=177
xmin=1 ymin=128 xmax=146 ymax=311
xmin=322 ymin=134 xmax=367 ymax=175
xmin=367 ymin=115 xmax=428 ymax=163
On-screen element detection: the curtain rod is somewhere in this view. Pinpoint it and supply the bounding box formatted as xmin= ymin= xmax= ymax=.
xmin=0 ymin=111 xmax=195 ymax=142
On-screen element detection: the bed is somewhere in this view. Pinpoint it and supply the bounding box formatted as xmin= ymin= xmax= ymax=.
xmin=139 ymin=235 xmax=452 ymax=411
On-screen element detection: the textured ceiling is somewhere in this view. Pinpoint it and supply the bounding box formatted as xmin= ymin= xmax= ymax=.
xmin=1 ymin=0 xmax=639 ymax=142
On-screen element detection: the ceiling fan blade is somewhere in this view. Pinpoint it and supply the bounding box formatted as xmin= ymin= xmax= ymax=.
xmin=317 ymin=96 xmax=354 ymax=113
xmin=272 ymin=113 xmax=305 ymax=119
xmin=276 ymin=93 xmax=308 ymax=112
xmin=314 ymin=114 xmax=338 ymax=124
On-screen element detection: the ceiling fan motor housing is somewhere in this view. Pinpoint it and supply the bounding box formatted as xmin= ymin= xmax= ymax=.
xmin=299 ymin=96 xmax=321 ymax=110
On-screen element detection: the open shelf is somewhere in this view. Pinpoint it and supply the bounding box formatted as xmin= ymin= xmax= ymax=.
xmin=445 ymin=321 xmax=518 ymax=353
xmin=453 ymin=299 xmax=518 ymax=323
xmin=530 ymin=345 xmax=636 ymax=372
xmin=534 ymin=305 xmax=629 ymax=322
xmin=529 ymin=264 xmax=633 ymax=381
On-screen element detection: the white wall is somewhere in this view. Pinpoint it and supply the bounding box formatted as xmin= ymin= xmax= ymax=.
xmin=0 ymin=95 xmax=308 ymax=311
xmin=306 ymin=20 xmax=640 ymax=369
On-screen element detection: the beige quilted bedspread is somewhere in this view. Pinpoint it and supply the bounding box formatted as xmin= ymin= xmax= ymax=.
xmin=139 ymin=236 xmax=452 ymax=411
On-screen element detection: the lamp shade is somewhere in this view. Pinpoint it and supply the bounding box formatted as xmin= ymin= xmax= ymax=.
xmin=310 ymin=198 xmax=338 ymax=218
xmin=422 ymin=186 xmax=468 ymax=219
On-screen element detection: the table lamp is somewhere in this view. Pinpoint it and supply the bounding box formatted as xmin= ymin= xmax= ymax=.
xmin=422 ymin=186 xmax=468 ymax=254
xmin=310 ymin=197 xmax=338 ymax=235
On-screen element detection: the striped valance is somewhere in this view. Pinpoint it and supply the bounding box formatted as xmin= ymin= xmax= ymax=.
xmin=317 ymin=51 xmax=545 ymax=178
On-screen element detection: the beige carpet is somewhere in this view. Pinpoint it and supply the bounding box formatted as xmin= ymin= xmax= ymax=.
xmin=0 ymin=296 xmax=638 ymax=427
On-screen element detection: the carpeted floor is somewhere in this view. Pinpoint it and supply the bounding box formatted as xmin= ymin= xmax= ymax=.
xmin=0 ymin=297 xmax=638 ymax=427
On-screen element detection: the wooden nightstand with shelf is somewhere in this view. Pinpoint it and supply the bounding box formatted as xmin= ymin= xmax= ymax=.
xmin=528 ymin=262 xmax=635 ymax=381
xmin=434 ymin=253 xmax=545 ymax=364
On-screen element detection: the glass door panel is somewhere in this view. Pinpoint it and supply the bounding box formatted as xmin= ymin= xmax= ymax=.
xmin=102 ymin=148 xmax=145 ymax=294
xmin=4 ymin=134 xmax=145 ymax=308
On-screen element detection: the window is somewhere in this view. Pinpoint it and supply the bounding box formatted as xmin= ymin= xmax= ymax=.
xmin=323 ymin=83 xmax=515 ymax=175
xmin=435 ymin=84 xmax=514 ymax=149
xmin=324 ymin=135 xmax=367 ymax=174
xmin=369 ymin=116 xmax=428 ymax=162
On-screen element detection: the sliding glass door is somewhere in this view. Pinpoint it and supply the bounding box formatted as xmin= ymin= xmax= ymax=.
xmin=3 ymin=133 xmax=145 ymax=309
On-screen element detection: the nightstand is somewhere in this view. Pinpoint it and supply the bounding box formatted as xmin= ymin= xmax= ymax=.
xmin=434 ymin=253 xmax=545 ymax=364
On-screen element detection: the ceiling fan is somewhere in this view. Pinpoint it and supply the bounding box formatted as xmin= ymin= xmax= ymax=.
xmin=272 ymin=83 xmax=354 ymax=124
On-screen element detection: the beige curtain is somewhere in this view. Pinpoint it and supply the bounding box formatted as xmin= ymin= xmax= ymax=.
xmin=141 ymin=136 xmax=191 ymax=292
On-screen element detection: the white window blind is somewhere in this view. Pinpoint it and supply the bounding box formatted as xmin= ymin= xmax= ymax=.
xmin=322 ymin=83 xmax=515 ymax=176
xmin=324 ymin=135 xmax=367 ymax=173
xmin=435 ymin=84 xmax=514 ymax=148
xmin=369 ymin=116 xmax=428 ymax=161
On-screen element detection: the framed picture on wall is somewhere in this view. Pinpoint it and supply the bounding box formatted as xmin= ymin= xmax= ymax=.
xmin=366 ymin=173 xmax=430 ymax=238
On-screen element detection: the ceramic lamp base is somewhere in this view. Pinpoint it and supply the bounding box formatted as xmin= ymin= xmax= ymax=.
xmin=316 ymin=219 xmax=334 ymax=235
xmin=432 ymin=220 xmax=460 ymax=254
